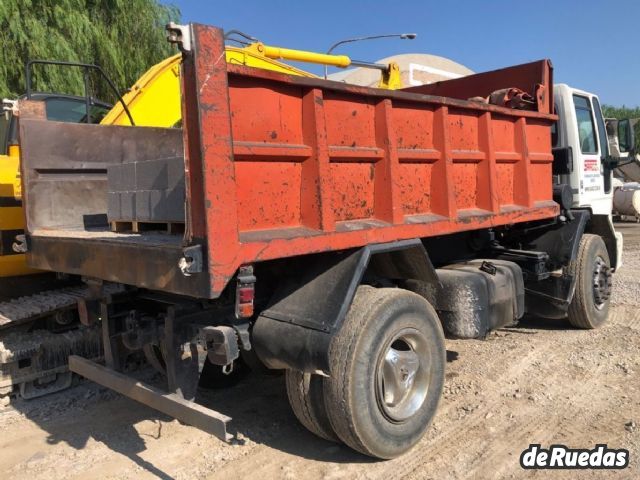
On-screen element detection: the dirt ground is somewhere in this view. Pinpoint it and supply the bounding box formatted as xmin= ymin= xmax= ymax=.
xmin=1 ymin=224 xmax=639 ymax=480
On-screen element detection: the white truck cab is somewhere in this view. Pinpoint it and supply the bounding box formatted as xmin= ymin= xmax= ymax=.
xmin=553 ymin=84 xmax=623 ymax=270
xmin=554 ymin=84 xmax=614 ymax=215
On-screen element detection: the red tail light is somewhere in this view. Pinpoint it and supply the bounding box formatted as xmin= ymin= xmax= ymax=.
xmin=235 ymin=265 xmax=256 ymax=319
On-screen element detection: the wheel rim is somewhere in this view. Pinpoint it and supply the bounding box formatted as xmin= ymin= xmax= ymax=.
xmin=592 ymin=255 xmax=612 ymax=310
xmin=375 ymin=327 xmax=431 ymax=423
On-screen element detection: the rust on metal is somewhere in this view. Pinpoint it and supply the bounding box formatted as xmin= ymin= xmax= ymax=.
xmin=16 ymin=99 xmax=46 ymax=120
xmin=402 ymin=59 xmax=554 ymax=114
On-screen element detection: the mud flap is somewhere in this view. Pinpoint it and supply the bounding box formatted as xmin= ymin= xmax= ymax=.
xmin=252 ymin=239 xmax=437 ymax=373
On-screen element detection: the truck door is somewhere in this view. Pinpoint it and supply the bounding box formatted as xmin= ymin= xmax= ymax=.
xmin=591 ymin=96 xmax=612 ymax=194
xmin=572 ymin=93 xmax=612 ymax=215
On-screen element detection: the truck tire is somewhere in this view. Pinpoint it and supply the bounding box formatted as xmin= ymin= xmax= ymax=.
xmin=567 ymin=234 xmax=612 ymax=329
xmin=323 ymin=286 xmax=446 ymax=459
xmin=285 ymin=370 xmax=339 ymax=442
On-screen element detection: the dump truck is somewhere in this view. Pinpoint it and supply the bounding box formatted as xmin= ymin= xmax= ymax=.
xmin=15 ymin=22 xmax=621 ymax=459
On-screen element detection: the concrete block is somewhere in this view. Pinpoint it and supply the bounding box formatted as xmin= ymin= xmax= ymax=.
xmin=107 ymin=156 xmax=186 ymax=223
xmin=165 ymin=186 xmax=185 ymax=221
xmin=107 ymin=192 xmax=120 ymax=221
xmin=136 ymin=159 xmax=168 ymax=191
xmin=135 ymin=190 xmax=151 ymax=222
xmin=108 ymin=163 xmax=135 ymax=192
xmin=167 ymin=156 xmax=186 ymax=190
xmin=120 ymin=191 xmax=136 ymax=221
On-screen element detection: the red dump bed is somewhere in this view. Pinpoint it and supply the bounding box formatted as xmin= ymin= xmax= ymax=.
xmin=19 ymin=23 xmax=558 ymax=299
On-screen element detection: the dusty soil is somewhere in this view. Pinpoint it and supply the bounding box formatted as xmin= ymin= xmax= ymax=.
xmin=1 ymin=224 xmax=639 ymax=479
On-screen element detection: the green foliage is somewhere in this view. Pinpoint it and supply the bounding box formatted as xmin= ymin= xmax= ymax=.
xmin=602 ymin=104 xmax=640 ymax=120
xmin=0 ymin=0 xmax=180 ymax=103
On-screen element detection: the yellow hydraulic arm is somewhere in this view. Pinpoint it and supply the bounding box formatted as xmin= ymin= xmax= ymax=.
xmin=253 ymin=42 xmax=402 ymax=90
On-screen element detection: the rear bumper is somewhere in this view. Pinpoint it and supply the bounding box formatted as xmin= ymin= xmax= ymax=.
xmin=27 ymin=232 xmax=211 ymax=298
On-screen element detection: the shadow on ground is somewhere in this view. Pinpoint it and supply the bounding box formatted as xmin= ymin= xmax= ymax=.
xmin=8 ymin=363 xmax=377 ymax=479
xmin=4 ymin=315 xmax=572 ymax=478
xmin=9 ymin=372 xmax=178 ymax=479
xmin=504 ymin=314 xmax=574 ymax=332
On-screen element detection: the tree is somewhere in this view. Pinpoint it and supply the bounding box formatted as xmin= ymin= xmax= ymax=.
xmin=602 ymin=104 xmax=640 ymax=120
xmin=0 ymin=0 xmax=180 ymax=103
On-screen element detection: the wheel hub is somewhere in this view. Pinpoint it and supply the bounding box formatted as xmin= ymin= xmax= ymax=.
xmin=376 ymin=328 xmax=430 ymax=422
xmin=592 ymin=256 xmax=612 ymax=309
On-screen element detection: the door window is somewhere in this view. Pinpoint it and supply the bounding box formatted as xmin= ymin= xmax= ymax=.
xmin=45 ymin=98 xmax=109 ymax=124
xmin=591 ymin=97 xmax=608 ymax=157
xmin=573 ymin=95 xmax=597 ymax=154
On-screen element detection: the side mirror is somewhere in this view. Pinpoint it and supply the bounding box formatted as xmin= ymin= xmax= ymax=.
xmin=603 ymin=155 xmax=619 ymax=169
xmin=618 ymin=118 xmax=635 ymax=154
xmin=552 ymin=146 xmax=573 ymax=175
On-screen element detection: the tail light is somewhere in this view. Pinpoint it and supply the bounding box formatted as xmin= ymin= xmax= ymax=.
xmin=235 ymin=265 xmax=256 ymax=319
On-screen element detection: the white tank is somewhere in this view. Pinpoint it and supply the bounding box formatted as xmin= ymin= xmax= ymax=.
xmin=613 ymin=182 xmax=640 ymax=218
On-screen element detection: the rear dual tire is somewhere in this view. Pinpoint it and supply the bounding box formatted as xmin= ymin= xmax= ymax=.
xmin=285 ymin=286 xmax=446 ymax=459
xmin=285 ymin=370 xmax=338 ymax=442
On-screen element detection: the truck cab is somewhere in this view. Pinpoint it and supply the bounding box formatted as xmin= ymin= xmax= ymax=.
xmin=553 ymin=84 xmax=614 ymax=216
xmin=553 ymin=84 xmax=622 ymax=271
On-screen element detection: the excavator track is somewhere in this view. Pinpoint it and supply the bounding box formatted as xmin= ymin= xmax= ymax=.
xmin=1 ymin=287 xmax=92 ymax=330
xmin=0 ymin=284 xmax=123 ymax=404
